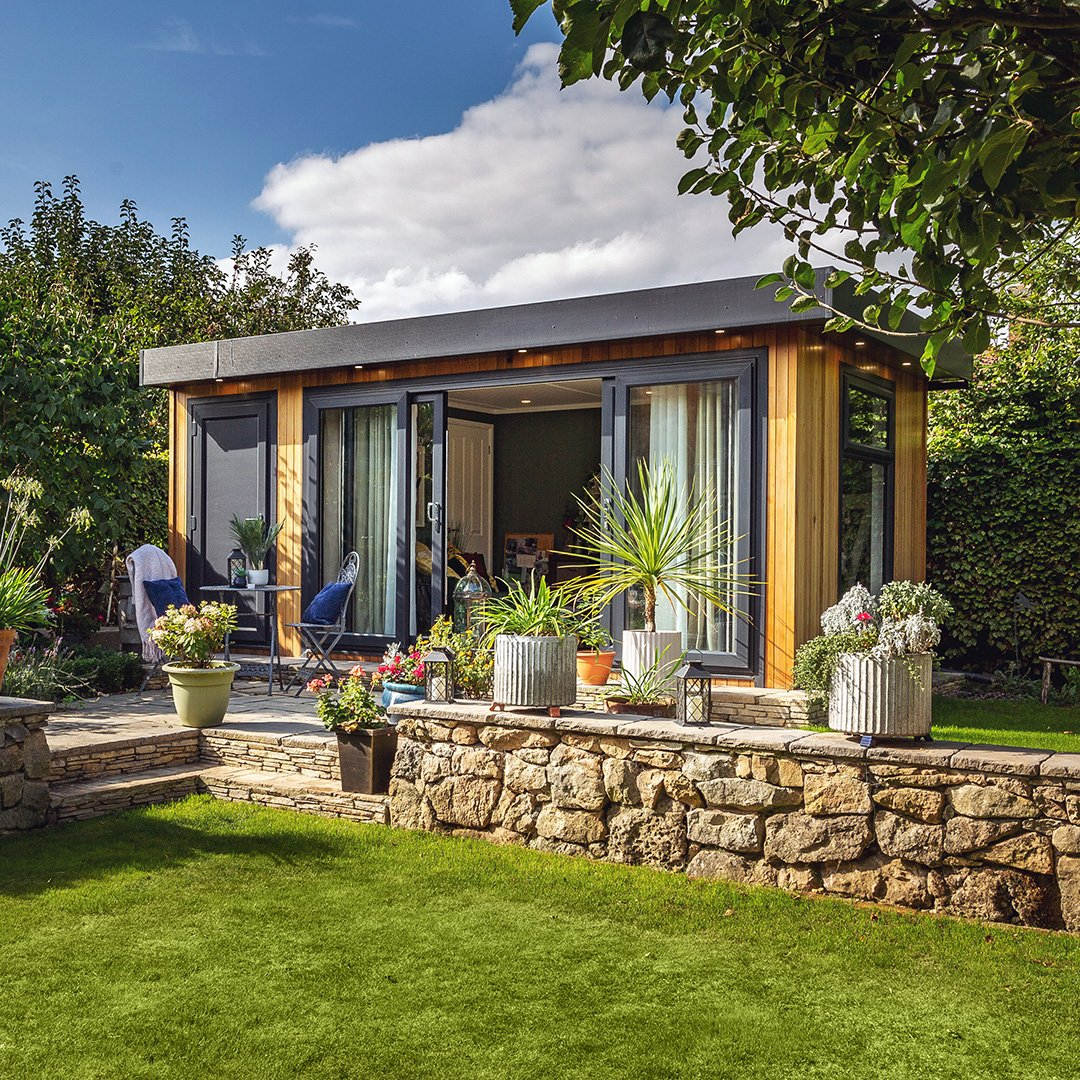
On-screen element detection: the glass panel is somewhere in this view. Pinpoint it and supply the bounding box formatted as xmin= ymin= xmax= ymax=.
xmin=320 ymin=404 xmax=400 ymax=636
xmin=840 ymin=456 xmax=887 ymax=593
xmin=846 ymin=386 xmax=890 ymax=450
xmin=628 ymin=379 xmax=738 ymax=655
xmin=410 ymin=401 xmax=435 ymax=636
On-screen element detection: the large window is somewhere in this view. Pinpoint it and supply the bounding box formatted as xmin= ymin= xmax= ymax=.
xmin=320 ymin=404 xmax=400 ymax=637
xmin=839 ymin=371 xmax=894 ymax=594
xmin=627 ymin=377 xmax=743 ymax=658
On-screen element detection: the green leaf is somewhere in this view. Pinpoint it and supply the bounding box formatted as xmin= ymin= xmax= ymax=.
xmin=620 ymin=10 xmax=675 ymax=72
xmin=509 ymin=0 xmax=548 ymax=35
xmin=978 ymin=124 xmax=1032 ymax=192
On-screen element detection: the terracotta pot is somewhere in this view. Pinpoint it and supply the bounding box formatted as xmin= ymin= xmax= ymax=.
xmin=337 ymin=727 xmax=398 ymax=794
xmin=163 ymin=661 xmax=240 ymax=727
xmin=576 ymin=649 xmax=616 ymax=686
xmin=0 ymin=628 xmax=15 ymax=690
xmin=603 ymin=697 xmax=676 ymax=719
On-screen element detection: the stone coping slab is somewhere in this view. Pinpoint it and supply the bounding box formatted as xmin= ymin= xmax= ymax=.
xmin=0 ymin=696 xmax=51 ymax=723
xmin=389 ymin=699 xmax=1080 ymax=780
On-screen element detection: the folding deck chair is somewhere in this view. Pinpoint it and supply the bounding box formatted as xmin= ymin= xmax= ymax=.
xmin=285 ymin=551 xmax=360 ymax=694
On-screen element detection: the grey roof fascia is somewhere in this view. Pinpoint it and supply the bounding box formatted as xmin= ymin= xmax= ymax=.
xmin=139 ymin=269 xmax=972 ymax=388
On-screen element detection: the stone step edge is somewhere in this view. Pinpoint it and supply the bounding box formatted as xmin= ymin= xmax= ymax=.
xmin=49 ymin=762 xmax=207 ymax=804
xmin=199 ymin=764 xmax=389 ymax=809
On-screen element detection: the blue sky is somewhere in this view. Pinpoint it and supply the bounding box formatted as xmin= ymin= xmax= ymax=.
xmin=0 ymin=2 xmax=792 ymax=320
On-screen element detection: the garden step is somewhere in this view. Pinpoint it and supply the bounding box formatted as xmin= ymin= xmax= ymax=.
xmin=49 ymin=763 xmax=205 ymax=823
xmin=48 ymin=729 xmax=201 ymax=784
xmin=199 ymin=765 xmax=390 ymax=825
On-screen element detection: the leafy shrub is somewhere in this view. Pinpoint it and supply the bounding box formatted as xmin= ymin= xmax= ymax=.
xmin=67 ymin=646 xmax=143 ymax=695
xmin=425 ymin=616 xmax=493 ymax=700
xmin=928 ymin=334 xmax=1080 ymax=671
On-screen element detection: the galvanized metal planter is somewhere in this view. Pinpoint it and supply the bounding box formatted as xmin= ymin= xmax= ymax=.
xmin=828 ymin=653 xmax=932 ymax=745
xmin=492 ymin=635 xmax=577 ymax=716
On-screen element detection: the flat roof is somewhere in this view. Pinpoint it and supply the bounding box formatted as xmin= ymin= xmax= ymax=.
xmin=140 ymin=268 xmax=972 ymax=387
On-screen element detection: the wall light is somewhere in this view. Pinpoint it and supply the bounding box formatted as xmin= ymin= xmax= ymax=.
xmin=714 ymin=328 xmax=726 ymax=335
xmin=354 ymin=364 xmax=364 ymax=370
xmin=520 ymin=399 xmax=532 ymax=405
xmin=517 ymin=348 xmax=528 ymax=354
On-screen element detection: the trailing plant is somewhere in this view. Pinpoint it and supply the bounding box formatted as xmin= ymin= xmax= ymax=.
xmin=602 ymin=646 xmax=681 ymax=706
xmin=561 ymin=458 xmax=745 ymax=633
xmin=483 ymin=577 xmax=576 ymax=640
xmin=794 ymin=582 xmax=951 ymax=702
xmin=229 ymin=516 xmax=284 ymax=571
xmin=148 ymin=602 xmax=238 ymax=667
xmin=307 ymin=669 xmax=387 ymax=732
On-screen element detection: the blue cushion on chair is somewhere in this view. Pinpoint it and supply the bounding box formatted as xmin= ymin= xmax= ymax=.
xmin=302 ymin=581 xmax=351 ymax=625
xmin=144 ymin=577 xmax=189 ymax=616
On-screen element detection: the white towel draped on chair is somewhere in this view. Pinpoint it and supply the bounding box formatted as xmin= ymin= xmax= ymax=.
xmin=126 ymin=544 xmax=177 ymax=662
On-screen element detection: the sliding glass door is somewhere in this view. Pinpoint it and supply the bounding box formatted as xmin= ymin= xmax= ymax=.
xmin=612 ymin=357 xmax=761 ymax=674
xmin=306 ymin=389 xmax=446 ymax=650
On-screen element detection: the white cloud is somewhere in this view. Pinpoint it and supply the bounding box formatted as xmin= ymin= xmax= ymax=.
xmin=254 ymin=43 xmax=797 ymax=322
xmin=141 ymin=18 xmax=267 ymax=56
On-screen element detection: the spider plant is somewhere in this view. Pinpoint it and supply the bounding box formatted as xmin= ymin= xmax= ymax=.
xmin=602 ymin=646 xmax=682 ymax=705
xmin=229 ymin=515 xmax=284 ymax=570
xmin=0 ymin=566 xmax=51 ymax=632
xmin=482 ymin=576 xmax=576 ymax=641
xmin=560 ymin=458 xmax=746 ymax=632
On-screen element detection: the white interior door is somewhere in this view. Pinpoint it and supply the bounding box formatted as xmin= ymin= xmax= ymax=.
xmin=447 ymin=417 xmax=493 ymax=567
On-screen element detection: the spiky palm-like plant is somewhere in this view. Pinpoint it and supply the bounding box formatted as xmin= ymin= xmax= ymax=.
xmin=561 ymin=459 xmax=745 ymax=633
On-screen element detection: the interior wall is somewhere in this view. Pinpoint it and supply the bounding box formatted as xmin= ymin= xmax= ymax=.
xmin=492 ymin=408 xmax=602 ymax=568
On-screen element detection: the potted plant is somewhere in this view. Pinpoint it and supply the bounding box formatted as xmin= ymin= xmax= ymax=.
xmin=149 ymin=601 xmax=240 ymax=727
xmin=601 ymin=645 xmax=681 ymax=718
xmin=425 ymin=615 xmax=494 ymax=700
xmin=308 ymin=668 xmax=396 ymax=794
xmin=570 ymin=605 xmax=616 ymax=685
xmin=562 ymin=459 xmax=744 ymax=680
xmin=793 ymin=581 xmax=953 ymax=745
xmin=0 ymin=473 xmax=90 ymax=687
xmin=228 ymin=515 xmax=284 ymax=587
xmin=484 ymin=576 xmax=577 ymax=717
xmin=371 ymin=641 xmax=427 ymax=708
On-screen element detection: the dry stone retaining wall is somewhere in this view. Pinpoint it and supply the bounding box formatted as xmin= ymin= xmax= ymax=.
xmin=388 ymin=702 xmax=1080 ymax=930
xmin=0 ymin=698 xmax=52 ymax=833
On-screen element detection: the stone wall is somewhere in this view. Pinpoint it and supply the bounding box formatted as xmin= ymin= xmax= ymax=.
xmin=388 ymin=701 xmax=1080 ymax=930
xmin=0 ymin=698 xmax=52 ymax=833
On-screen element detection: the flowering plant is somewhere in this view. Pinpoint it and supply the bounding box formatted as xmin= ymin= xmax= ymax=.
xmin=371 ymin=641 xmax=426 ymax=688
xmin=794 ymin=581 xmax=952 ymax=700
xmin=307 ymin=667 xmax=387 ymax=732
xmin=148 ymin=602 xmax=238 ymax=667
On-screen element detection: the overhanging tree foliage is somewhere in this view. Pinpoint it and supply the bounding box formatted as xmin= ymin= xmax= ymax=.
xmin=0 ymin=177 xmax=357 ymax=583
xmin=512 ymin=0 xmax=1080 ymax=369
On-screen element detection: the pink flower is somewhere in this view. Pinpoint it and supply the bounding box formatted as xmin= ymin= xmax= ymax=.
xmin=856 ymin=612 xmax=873 ymax=624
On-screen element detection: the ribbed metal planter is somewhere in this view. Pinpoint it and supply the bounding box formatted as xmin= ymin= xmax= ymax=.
xmin=828 ymin=653 xmax=933 ymax=739
xmin=493 ymin=635 xmax=577 ymax=709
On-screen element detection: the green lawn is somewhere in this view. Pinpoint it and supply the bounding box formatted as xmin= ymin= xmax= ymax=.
xmin=932 ymin=694 xmax=1080 ymax=753
xmin=1 ymin=799 xmax=1078 ymax=1079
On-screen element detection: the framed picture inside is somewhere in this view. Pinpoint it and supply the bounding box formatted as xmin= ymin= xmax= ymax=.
xmin=502 ymin=532 xmax=554 ymax=585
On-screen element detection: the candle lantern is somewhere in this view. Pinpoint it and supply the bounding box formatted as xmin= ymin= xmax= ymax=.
xmin=453 ymin=561 xmax=493 ymax=637
xmin=227 ymin=548 xmax=247 ymax=587
xmin=675 ymin=652 xmax=712 ymax=726
xmin=423 ymin=647 xmax=456 ymax=703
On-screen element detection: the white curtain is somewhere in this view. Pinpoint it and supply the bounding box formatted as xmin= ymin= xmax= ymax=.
xmin=636 ymin=380 xmax=737 ymax=653
xmin=322 ymin=405 xmax=398 ymax=635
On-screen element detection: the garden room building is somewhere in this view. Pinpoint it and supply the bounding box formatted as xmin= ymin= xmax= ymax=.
xmin=140 ymin=270 xmax=971 ymax=688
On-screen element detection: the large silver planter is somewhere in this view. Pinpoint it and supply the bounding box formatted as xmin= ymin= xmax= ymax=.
xmin=493 ymin=635 xmax=577 ymax=711
xmin=828 ymin=653 xmax=932 ymax=739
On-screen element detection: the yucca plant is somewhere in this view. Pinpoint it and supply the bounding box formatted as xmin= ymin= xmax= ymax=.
xmin=0 ymin=566 xmax=51 ymax=632
xmin=229 ymin=515 xmax=284 ymax=570
xmin=561 ymin=458 xmax=745 ymax=632
xmin=482 ymin=576 xmax=575 ymax=640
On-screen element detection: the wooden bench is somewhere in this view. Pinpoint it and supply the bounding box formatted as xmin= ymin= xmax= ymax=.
xmin=1039 ymin=656 xmax=1080 ymax=704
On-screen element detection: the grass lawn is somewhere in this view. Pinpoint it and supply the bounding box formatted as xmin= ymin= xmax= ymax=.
xmin=932 ymin=694 xmax=1080 ymax=753
xmin=1 ymin=799 xmax=1078 ymax=1079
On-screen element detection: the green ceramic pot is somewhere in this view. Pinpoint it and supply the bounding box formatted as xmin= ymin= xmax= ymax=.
xmin=163 ymin=661 xmax=240 ymax=727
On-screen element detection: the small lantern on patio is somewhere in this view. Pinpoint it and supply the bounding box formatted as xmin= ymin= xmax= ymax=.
xmin=675 ymin=652 xmax=712 ymax=726
xmin=228 ymin=548 xmax=247 ymax=587
xmin=453 ymin=561 xmax=492 ymax=638
xmin=423 ymin=646 xmax=456 ymax=703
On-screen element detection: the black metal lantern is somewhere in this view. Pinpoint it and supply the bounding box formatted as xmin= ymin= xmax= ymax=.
xmin=423 ymin=646 xmax=456 ymax=703
xmin=228 ymin=548 xmax=247 ymax=587
xmin=675 ymin=652 xmax=712 ymax=726
xmin=453 ymin=561 xmax=493 ymax=638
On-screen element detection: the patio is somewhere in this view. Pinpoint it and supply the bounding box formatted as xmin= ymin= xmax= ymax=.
xmin=45 ymin=683 xmax=390 ymax=825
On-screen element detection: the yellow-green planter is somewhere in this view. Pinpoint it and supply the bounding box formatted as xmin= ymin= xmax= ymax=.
xmin=163 ymin=661 xmax=240 ymax=727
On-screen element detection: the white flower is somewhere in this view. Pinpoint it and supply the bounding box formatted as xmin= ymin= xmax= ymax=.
xmin=821 ymin=584 xmax=876 ymax=635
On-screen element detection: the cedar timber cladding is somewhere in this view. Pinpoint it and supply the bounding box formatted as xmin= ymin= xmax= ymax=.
xmin=165 ymin=322 xmax=930 ymax=688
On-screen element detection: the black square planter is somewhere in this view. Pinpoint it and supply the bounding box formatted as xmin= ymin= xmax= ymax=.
xmin=336 ymin=727 xmax=398 ymax=794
